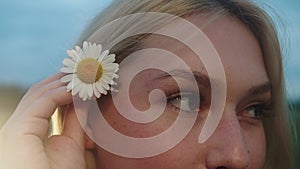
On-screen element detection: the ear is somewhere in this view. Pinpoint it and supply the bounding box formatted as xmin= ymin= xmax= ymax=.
xmin=84 ymin=126 xmax=96 ymax=150
xmin=84 ymin=126 xmax=97 ymax=169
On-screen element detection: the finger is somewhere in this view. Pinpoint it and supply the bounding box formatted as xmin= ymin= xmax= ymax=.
xmin=21 ymin=73 xmax=64 ymax=99
xmin=16 ymin=73 xmax=66 ymax=111
xmin=36 ymin=73 xmax=65 ymax=87
xmin=61 ymin=100 xmax=90 ymax=153
xmin=13 ymin=86 xmax=73 ymax=139
xmin=15 ymin=79 xmax=68 ymax=115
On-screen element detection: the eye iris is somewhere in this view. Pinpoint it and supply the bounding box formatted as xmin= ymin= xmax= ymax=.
xmin=169 ymin=93 xmax=199 ymax=112
xmin=188 ymin=94 xmax=199 ymax=111
xmin=247 ymin=106 xmax=257 ymax=117
xmin=180 ymin=96 xmax=191 ymax=111
xmin=246 ymin=105 xmax=264 ymax=118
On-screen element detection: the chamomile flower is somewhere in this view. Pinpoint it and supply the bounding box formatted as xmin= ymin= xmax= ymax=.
xmin=60 ymin=41 xmax=119 ymax=101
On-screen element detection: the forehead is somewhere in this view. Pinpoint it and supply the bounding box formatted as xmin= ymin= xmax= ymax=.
xmin=137 ymin=14 xmax=268 ymax=91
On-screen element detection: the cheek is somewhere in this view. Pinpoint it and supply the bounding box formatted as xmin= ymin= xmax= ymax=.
xmin=94 ymin=126 xmax=203 ymax=169
xmin=244 ymin=124 xmax=266 ymax=168
xmin=96 ymin=99 xmax=177 ymax=138
xmin=90 ymin=97 xmax=204 ymax=169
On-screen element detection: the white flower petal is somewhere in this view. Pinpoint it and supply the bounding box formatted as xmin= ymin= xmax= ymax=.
xmin=103 ymin=63 xmax=119 ymax=73
xmin=72 ymin=76 xmax=80 ymax=84
xmin=72 ymin=82 xmax=81 ymax=96
xmin=66 ymin=81 xmax=73 ymax=92
xmin=67 ymin=49 xmax=80 ymax=62
xmin=113 ymin=74 xmax=119 ymax=78
xmin=60 ymin=67 xmax=75 ymax=73
xmin=81 ymin=84 xmax=90 ymax=101
xmin=88 ymin=43 xmax=100 ymax=59
xmin=93 ymin=84 xmax=101 ymax=98
xmin=83 ymin=89 xmax=89 ymax=100
xmin=63 ymin=58 xmax=76 ymax=68
xmin=101 ymin=54 xmax=116 ymax=64
xmin=87 ymin=84 xmax=94 ymax=98
xmin=79 ymin=84 xmax=87 ymax=98
xmin=79 ymin=51 xmax=85 ymax=59
xmin=104 ymin=72 xmax=119 ymax=79
xmin=98 ymin=50 xmax=109 ymax=62
xmin=94 ymin=44 xmax=102 ymax=58
xmin=82 ymin=94 xmax=88 ymax=101
xmin=101 ymin=75 xmax=114 ymax=84
xmin=102 ymin=73 xmax=113 ymax=80
xmin=95 ymin=82 xmax=107 ymax=95
xmin=67 ymin=77 xmax=80 ymax=92
xmin=100 ymin=78 xmax=110 ymax=90
xmin=83 ymin=41 xmax=89 ymax=50
xmin=75 ymin=45 xmax=85 ymax=60
xmin=103 ymin=62 xmax=119 ymax=69
xmin=89 ymin=47 xmax=96 ymax=58
xmin=75 ymin=46 xmax=82 ymax=53
xmin=60 ymin=74 xmax=74 ymax=82
xmin=83 ymin=41 xmax=92 ymax=57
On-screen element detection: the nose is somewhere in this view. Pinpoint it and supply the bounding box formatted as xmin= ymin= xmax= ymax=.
xmin=205 ymin=109 xmax=250 ymax=169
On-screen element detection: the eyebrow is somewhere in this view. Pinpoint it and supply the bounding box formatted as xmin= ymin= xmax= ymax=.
xmin=237 ymin=82 xmax=272 ymax=108
xmin=247 ymin=82 xmax=271 ymax=97
xmin=153 ymin=69 xmax=211 ymax=88
xmin=153 ymin=69 xmax=271 ymax=97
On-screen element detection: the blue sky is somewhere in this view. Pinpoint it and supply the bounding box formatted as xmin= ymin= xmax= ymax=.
xmin=0 ymin=0 xmax=299 ymax=100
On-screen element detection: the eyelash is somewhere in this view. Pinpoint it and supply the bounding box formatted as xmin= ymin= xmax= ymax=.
xmin=166 ymin=91 xmax=202 ymax=113
xmin=166 ymin=92 xmax=272 ymax=121
xmin=240 ymin=101 xmax=272 ymax=120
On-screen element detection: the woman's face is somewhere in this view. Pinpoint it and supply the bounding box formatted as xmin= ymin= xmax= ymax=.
xmin=89 ymin=15 xmax=269 ymax=169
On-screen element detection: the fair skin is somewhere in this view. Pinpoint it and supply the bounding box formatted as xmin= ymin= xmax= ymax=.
xmin=0 ymin=14 xmax=269 ymax=169
xmin=90 ymin=15 xmax=268 ymax=169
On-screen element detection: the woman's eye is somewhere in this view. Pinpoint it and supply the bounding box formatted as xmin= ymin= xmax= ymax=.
xmin=242 ymin=103 xmax=267 ymax=120
xmin=167 ymin=92 xmax=200 ymax=112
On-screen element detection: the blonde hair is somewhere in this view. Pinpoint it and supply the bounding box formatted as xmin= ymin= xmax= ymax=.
xmin=56 ymin=0 xmax=295 ymax=168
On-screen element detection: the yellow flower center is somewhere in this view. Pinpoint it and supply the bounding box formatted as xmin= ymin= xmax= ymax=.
xmin=76 ymin=58 xmax=103 ymax=84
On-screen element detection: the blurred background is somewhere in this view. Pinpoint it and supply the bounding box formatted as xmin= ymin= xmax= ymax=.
xmin=0 ymin=0 xmax=299 ymax=167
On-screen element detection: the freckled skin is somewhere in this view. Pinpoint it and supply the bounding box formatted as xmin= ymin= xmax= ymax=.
xmin=89 ymin=15 xmax=267 ymax=169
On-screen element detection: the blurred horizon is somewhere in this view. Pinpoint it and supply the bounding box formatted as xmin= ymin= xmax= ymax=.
xmin=0 ymin=0 xmax=299 ymax=100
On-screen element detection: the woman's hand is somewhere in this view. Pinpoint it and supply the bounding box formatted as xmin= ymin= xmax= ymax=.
xmin=0 ymin=73 xmax=89 ymax=169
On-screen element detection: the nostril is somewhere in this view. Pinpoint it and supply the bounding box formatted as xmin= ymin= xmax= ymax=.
xmin=216 ymin=167 xmax=229 ymax=169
